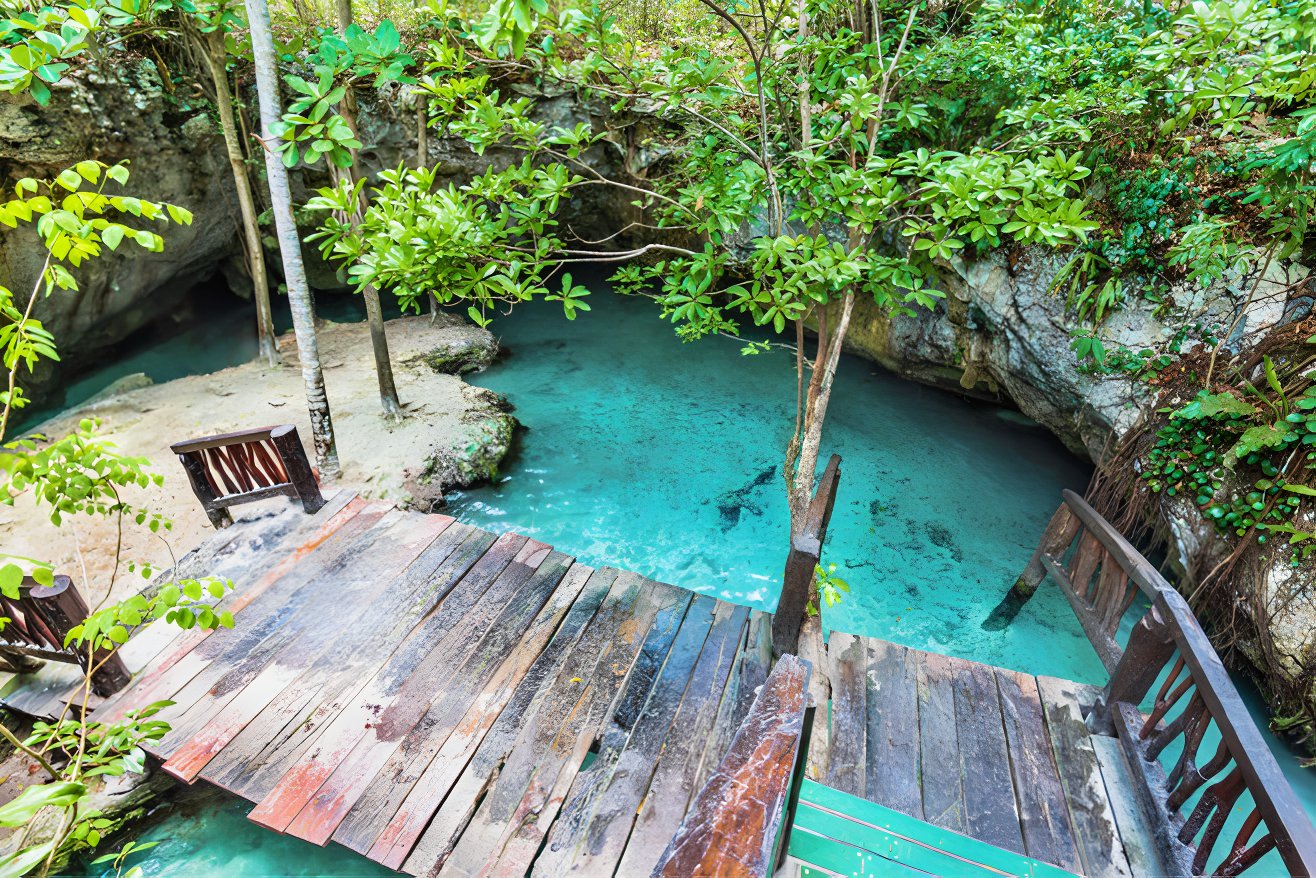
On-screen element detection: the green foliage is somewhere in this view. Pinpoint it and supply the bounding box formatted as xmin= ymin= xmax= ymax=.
xmin=274 ymin=22 xmax=414 ymax=169
xmin=0 ymin=162 xmax=231 ymax=877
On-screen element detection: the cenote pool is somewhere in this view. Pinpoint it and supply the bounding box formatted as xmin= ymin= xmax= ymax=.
xmin=58 ymin=283 xmax=1316 ymax=876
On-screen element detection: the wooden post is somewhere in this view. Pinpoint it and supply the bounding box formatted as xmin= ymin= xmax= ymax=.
xmin=24 ymin=576 xmax=131 ymax=696
xmin=1013 ymin=504 xmax=1079 ymax=598
xmin=772 ymin=455 xmax=841 ymax=658
xmin=270 ymin=425 xmax=325 ymax=514
xmin=177 ymin=450 xmax=233 ymax=529
xmin=1086 ymin=598 xmax=1175 ymax=735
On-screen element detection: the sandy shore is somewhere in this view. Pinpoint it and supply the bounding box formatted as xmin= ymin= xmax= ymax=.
xmin=1 ymin=314 xmax=514 ymax=608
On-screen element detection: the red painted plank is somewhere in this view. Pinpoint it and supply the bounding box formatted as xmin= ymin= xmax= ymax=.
xmin=245 ymin=532 xmax=528 ymax=833
xmin=282 ymin=537 xmax=553 ymax=846
xmin=363 ymin=561 xmax=594 ymax=869
xmin=160 ymin=514 xmax=455 ymax=781
xmin=96 ymin=496 xmax=382 ymax=723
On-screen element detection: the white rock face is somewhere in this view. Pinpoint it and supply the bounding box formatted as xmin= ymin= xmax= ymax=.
xmin=839 ymin=245 xmax=1316 ymax=698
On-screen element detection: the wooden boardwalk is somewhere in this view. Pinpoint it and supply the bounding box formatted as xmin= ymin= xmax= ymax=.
xmin=87 ymin=491 xmax=778 ymax=876
xmin=797 ymin=629 xmax=1164 ymax=877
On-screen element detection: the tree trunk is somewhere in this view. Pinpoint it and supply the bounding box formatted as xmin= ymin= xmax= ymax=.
xmin=336 ymin=0 xmax=404 ymax=420
xmin=244 ymin=0 xmax=341 ymax=478
xmin=416 ymin=93 xmax=439 ymax=320
xmin=198 ymin=28 xmax=279 ymax=367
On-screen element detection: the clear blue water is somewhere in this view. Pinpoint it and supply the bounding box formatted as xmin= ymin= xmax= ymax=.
xmin=52 ymin=282 xmax=1316 ymax=875
xmin=448 ymin=291 xmax=1103 ymax=681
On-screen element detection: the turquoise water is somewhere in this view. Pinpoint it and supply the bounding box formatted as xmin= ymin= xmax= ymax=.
xmin=52 ymin=283 xmax=1316 ymax=874
xmin=67 ymin=788 xmax=394 ymax=877
xmin=448 ymin=290 xmax=1102 ymax=682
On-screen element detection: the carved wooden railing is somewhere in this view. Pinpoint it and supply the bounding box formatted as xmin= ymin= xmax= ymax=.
xmin=1023 ymin=488 xmax=1316 ymax=877
xmin=0 ymin=575 xmax=130 ymax=696
xmin=772 ymin=455 xmax=841 ymax=658
xmin=172 ymin=425 xmax=324 ymax=529
xmin=651 ymin=654 xmax=810 ymax=877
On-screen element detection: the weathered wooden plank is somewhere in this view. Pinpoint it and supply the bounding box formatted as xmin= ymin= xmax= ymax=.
xmin=594 ymin=605 xmax=752 ymax=878
xmin=651 ymin=655 xmax=810 ymax=878
xmin=161 ymin=517 xmax=468 ymax=782
xmin=994 ymin=668 xmax=1082 ymax=872
xmin=488 ymin=589 xmax=716 ymax=877
xmin=1036 ymin=675 xmax=1133 ymax=878
xmin=950 ymin=656 xmax=1024 ymax=855
xmin=364 ymin=561 xmax=595 ymax=870
xmin=244 ymin=531 xmax=528 ymax=829
xmin=1089 ymin=732 xmax=1168 ymax=878
xmin=526 ymin=592 xmax=711 ymax=876
xmin=796 ymin=617 xmax=830 ymax=784
xmin=433 ymin=574 xmax=683 ymax=878
xmin=153 ymin=512 xmax=448 ymax=762
xmin=865 ymin=639 xmax=921 ymax=818
xmin=112 ymin=491 xmax=356 ymax=678
xmin=917 ymin=650 xmax=964 ymax=834
xmin=398 ymin=567 xmax=617 ymax=877
xmin=93 ymin=493 xmax=373 ymax=720
xmin=203 ymin=525 xmax=499 ymax=795
xmin=824 ymin=632 xmax=867 ymax=798
xmin=324 ymin=547 xmax=573 ymax=852
xmin=96 ymin=500 xmax=389 ymax=726
xmin=142 ymin=509 xmax=414 ymax=742
xmin=611 ymin=603 xmax=753 ymax=876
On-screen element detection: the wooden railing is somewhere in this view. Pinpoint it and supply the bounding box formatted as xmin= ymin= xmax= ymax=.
xmin=1024 ymin=488 xmax=1316 ymax=877
xmin=651 ymin=654 xmax=810 ymax=877
xmin=0 ymin=575 xmax=130 ymax=696
xmin=172 ymin=425 xmax=325 ymax=528
xmin=772 ymin=455 xmax=841 ymax=658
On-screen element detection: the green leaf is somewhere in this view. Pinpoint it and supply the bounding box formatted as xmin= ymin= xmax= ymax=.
xmin=55 ymin=168 xmax=82 ymax=192
xmin=0 ymin=782 xmax=86 ymax=827
xmin=101 ymin=225 xmax=124 ymax=250
xmin=0 ymin=841 xmax=56 ymax=878
xmin=165 ymin=204 xmax=193 ymax=225
xmin=1282 ymin=484 xmax=1316 ymax=497
xmin=0 ymin=565 xmax=21 ymax=599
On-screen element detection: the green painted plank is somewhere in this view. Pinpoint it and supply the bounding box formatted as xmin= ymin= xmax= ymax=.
xmin=790 ymin=826 xmax=930 ymax=876
xmin=792 ymin=780 xmax=1078 ymax=878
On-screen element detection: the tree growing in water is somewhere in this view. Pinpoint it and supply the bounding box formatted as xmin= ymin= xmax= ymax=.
xmin=307 ymin=0 xmax=1097 ymax=602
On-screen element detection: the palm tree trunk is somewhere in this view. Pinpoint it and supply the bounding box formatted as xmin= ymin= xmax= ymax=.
xmin=197 ymin=27 xmax=279 ymax=367
xmin=244 ymin=0 xmax=341 ymax=478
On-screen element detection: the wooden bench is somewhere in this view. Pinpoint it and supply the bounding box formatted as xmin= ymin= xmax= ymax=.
xmin=0 ymin=575 xmax=130 ymax=696
xmin=172 ymin=424 xmax=324 ymax=528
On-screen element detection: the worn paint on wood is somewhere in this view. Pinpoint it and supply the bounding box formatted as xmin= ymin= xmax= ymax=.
xmin=85 ymin=495 xmax=795 ymax=877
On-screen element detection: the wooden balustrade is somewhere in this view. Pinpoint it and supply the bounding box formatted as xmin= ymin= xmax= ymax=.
xmin=651 ymin=654 xmax=810 ymax=878
xmin=0 ymin=575 xmax=130 ymax=696
xmin=772 ymin=454 xmax=841 ymax=658
xmin=172 ymin=424 xmax=325 ymax=528
xmin=1022 ymin=488 xmax=1316 ymax=877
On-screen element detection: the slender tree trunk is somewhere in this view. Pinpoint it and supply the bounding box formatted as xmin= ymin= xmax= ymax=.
xmin=415 ymin=93 xmax=439 ymax=321
xmin=335 ymin=0 xmax=404 ymax=420
xmin=197 ymin=27 xmax=279 ymax=366
xmin=245 ymin=0 xmax=341 ymax=478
